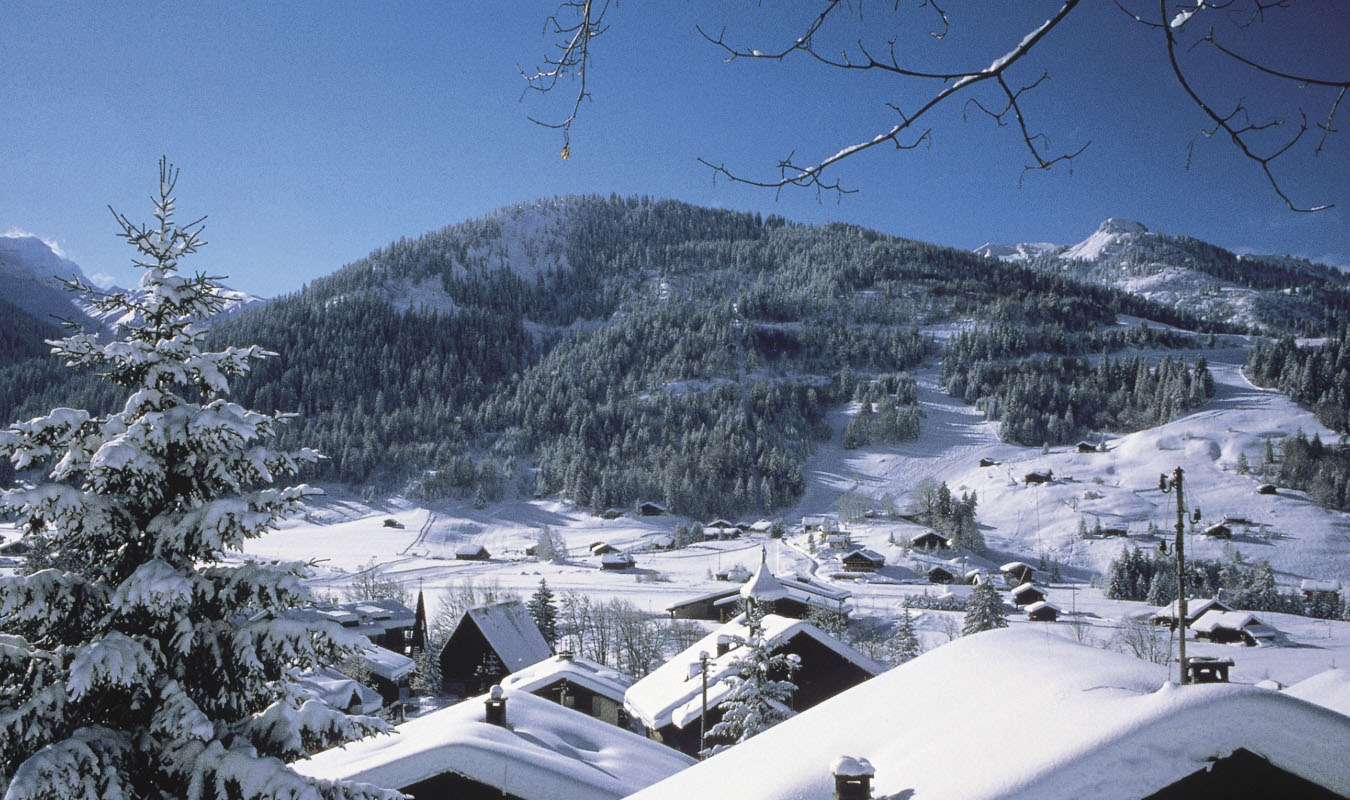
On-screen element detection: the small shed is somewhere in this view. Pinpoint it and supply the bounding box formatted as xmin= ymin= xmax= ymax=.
xmin=1257 ymin=484 xmax=1278 ymax=495
xmin=1201 ymin=523 xmax=1233 ymax=539
xmin=841 ymin=548 xmax=885 ymax=573
xmin=910 ymin=530 xmax=949 ymax=550
xmin=963 ymin=569 xmax=985 ymax=585
xmin=1024 ymin=470 xmax=1054 ymax=485
xmin=1000 ymin=561 xmax=1035 ymax=585
xmin=638 ymin=501 xmax=667 ymax=516
xmin=599 ymin=508 xmax=625 ymax=520
xmin=1011 ymin=583 xmax=1046 ymax=607
xmin=1076 ymin=441 xmax=1098 ymax=453
xmin=926 ymin=565 xmax=955 ymax=585
xmin=590 ymin=542 xmax=618 ymax=556
xmin=455 ymin=544 xmax=490 ymax=561
xmin=1300 ymin=579 xmax=1342 ymax=605
xmin=1025 ymin=601 xmax=1061 ymax=622
xmin=979 ymin=457 xmax=999 ymax=468
xmin=1102 ymin=527 xmax=1129 ymax=538
xmin=600 ymin=551 xmax=636 ymax=570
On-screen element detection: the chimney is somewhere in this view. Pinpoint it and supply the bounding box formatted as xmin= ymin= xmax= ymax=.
xmin=484 ymin=685 xmax=508 ymax=726
xmin=557 ymin=648 xmax=574 ymax=661
xmin=716 ymin=634 xmax=733 ymax=657
xmin=831 ymin=756 xmax=875 ymax=800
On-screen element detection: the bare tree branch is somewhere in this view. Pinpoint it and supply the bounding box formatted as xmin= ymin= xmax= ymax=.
xmin=519 ymin=0 xmax=614 ymax=160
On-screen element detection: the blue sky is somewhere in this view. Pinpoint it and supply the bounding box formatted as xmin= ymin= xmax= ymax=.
xmin=2 ymin=1 xmax=1346 ymax=296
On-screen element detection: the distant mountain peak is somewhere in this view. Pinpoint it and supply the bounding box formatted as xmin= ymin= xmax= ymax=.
xmin=1062 ymin=218 xmax=1152 ymax=262
xmin=1097 ymin=218 xmax=1148 ymax=235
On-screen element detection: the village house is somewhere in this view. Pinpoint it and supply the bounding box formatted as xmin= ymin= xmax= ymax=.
xmin=623 ymin=612 xmax=885 ymax=757
xmin=1010 ymin=582 xmax=1047 ymax=607
xmin=621 ymin=628 xmax=1350 ymax=800
xmin=1025 ymin=600 xmax=1061 ymax=622
xmin=297 ymin=666 xmax=384 ymax=716
xmin=1300 ymin=579 xmax=1343 ymax=606
xmin=455 ymin=543 xmax=491 ymax=560
xmin=1149 ymin=597 xmax=1234 ymax=629
xmin=1000 ymin=561 xmax=1035 ymax=585
xmin=926 ymin=565 xmax=955 ymax=585
xmin=1190 ymin=609 xmax=1280 ymax=647
xmin=438 ymin=601 xmax=553 ymax=697
xmin=600 ymin=550 xmax=636 ymax=570
xmin=840 ymin=548 xmax=885 ymax=573
xmin=1024 ymin=469 xmax=1053 ymax=485
xmin=1202 ymin=522 xmax=1233 ymax=539
xmin=665 ymin=570 xmax=853 ymax=623
xmin=638 ymin=501 xmax=667 ymax=516
xmin=501 ymin=651 xmax=634 ymax=728
xmin=909 ymin=530 xmax=949 ymax=550
xmin=293 ymin=685 xmax=695 ymax=800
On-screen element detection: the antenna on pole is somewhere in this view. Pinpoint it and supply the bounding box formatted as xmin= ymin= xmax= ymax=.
xmin=1159 ymin=467 xmax=1190 ymax=685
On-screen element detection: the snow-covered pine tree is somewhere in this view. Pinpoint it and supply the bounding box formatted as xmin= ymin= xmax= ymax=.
xmin=962 ymin=580 xmax=1009 ymax=635
xmin=890 ymin=600 xmax=923 ymax=665
xmin=527 ymin=578 xmax=558 ymax=647
xmin=701 ymin=608 xmax=800 ymax=757
xmin=0 ymin=161 xmax=398 ymax=800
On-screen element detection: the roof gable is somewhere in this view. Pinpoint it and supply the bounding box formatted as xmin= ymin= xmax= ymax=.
xmin=462 ymin=601 xmax=553 ymax=671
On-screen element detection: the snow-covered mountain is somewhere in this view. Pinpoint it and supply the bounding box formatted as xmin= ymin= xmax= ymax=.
xmin=976 ymin=219 xmax=1350 ymax=333
xmin=0 ymin=233 xmax=264 ymax=333
xmin=0 ymin=233 xmax=103 ymax=331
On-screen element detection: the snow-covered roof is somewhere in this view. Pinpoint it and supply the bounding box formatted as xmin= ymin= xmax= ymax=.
xmin=841 ymin=548 xmax=885 ymax=564
xmin=600 ymin=551 xmax=635 ymax=567
xmin=1149 ymin=597 xmax=1232 ymax=622
xmin=501 ymin=653 xmax=634 ymax=704
xmin=1300 ymin=579 xmax=1342 ymax=593
xmin=624 ymin=614 xmax=885 ymax=732
xmin=625 ymin=628 xmax=1350 ymax=800
xmin=298 ymin=667 xmax=383 ymax=716
xmin=749 ymin=519 xmax=774 ymax=532
xmin=362 ymin=643 xmax=415 ymax=682
xmin=462 ymin=601 xmax=552 ymax=672
xmin=1011 ymin=582 xmax=1044 ymax=596
xmin=740 ymin=556 xmax=789 ymax=602
xmin=455 ymin=543 xmax=489 ymax=557
xmin=1189 ymin=609 xmax=1273 ymax=636
xmin=1285 ymin=669 xmax=1350 ymax=718
xmin=1000 ymin=561 xmax=1031 ymax=573
xmin=292 ymin=687 xmax=695 ymax=800
xmin=1025 ymin=601 xmax=1061 ymax=614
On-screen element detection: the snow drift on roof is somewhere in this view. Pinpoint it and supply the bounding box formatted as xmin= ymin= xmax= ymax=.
xmin=292 ymin=687 xmax=694 ymax=800
xmin=501 ymin=653 xmax=634 ymax=703
xmin=1286 ymin=669 xmax=1350 ymax=718
xmin=625 ymin=627 xmax=1350 ymax=800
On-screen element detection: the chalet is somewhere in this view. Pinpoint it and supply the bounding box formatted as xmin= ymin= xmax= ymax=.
xmin=590 ymin=542 xmax=619 ymax=556
xmin=624 ymin=613 xmax=886 ymax=756
xmin=1010 ymin=582 xmax=1046 ymax=607
xmin=296 ymin=596 xmax=424 ymax=656
xmin=1257 ymin=483 xmax=1279 ymax=495
xmin=600 ymin=551 xmax=636 ymax=570
xmin=840 ymin=548 xmax=885 ymax=573
xmin=645 ymin=534 xmax=675 ymax=551
xmin=926 ymin=565 xmax=955 ymax=585
xmin=438 ymin=601 xmax=553 ymax=697
xmin=1101 ymin=527 xmax=1129 ymax=538
xmin=979 ymin=457 xmax=999 ymax=467
xmin=361 ymin=643 xmax=417 ymax=704
xmin=963 ymin=568 xmax=985 ymax=585
xmin=502 ymin=651 xmax=634 ymax=728
xmin=909 ymin=530 xmax=949 ymax=550
xmin=667 ymin=572 xmax=852 ymax=623
xmin=748 ymin=519 xmax=774 ymax=534
xmin=294 ymin=685 xmax=695 ymax=800
xmin=1190 ymin=609 xmax=1280 ymax=647
xmin=599 ymin=508 xmax=625 ymax=520
xmin=1300 ymin=579 xmax=1343 ymax=605
xmin=1223 ymin=515 xmax=1253 ymax=526
xmin=706 ymin=519 xmax=739 ymax=539
xmin=1076 ymin=441 xmax=1098 ymax=453
xmin=298 ymin=666 xmax=383 ymax=715
xmin=1025 ymin=600 xmax=1061 ymax=622
xmin=382 ymin=518 xmax=403 ymax=528
xmin=1024 ymin=470 xmax=1053 ymax=485
xmin=823 ymin=532 xmax=852 ymax=550
xmin=1201 ymin=523 xmax=1233 ymax=539
xmin=1000 ymin=561 xmax=1035 ymax=585
xmin=1149 ymin=597 xmax=1234 ymax=629
xmin=455 ymin=543 xmax=491 ymax=560
xmin=802 ymin=515 xmax=840 ymax=534
xmin=638 ymin=501 xmax=667 ymax=516
xmin=621 ymin=628 xmax=1350 ymax=800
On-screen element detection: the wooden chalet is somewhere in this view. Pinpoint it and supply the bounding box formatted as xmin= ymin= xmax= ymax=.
xmin=600 ymin=551 xmax=636 ymax=570
xmin=840 ymin=548 xmax=885 ymax=573
xmin=1025 ymin=600 xmax=1061 ymax=622
xmin=1024 ymin=470 xmax=1053 ymax=485
xmin=1257 ymin=483 xmax=1278 ymax=495
xmin=624 ymin=613 xmax=886 ymax=757
xmin=1201 ymin=523 xmax=1233 ymax=539
xmin=1000 ymin=561 xmax=1035 ymax=585
xmin=909 ymin=530 xmax=949 ymax=550
xmin=706 ymin=519 xmax=740 ymax=539
xmin=361 ymin=643 xmax=416 ymax=704
xmin=926 ymin=565 xmax=955 ymax=585
xmin=439 ymin=601 xmax=553 ymax=697
xmin=590 ymin=542 xmax=619 ymax=556
xmin=978 ymin=457 xmax=998 ymax=467
xmin=1076 ymin=441 xmax=1098 ymax=453
xmin=1101 ymin=527 xmax=1128 ymax=538
xmin=502 ymin=652 xmax=635 ymax=728
xmin=1010 ymin=583 xmax=1046 ymax=606
xmin=1149 ymin=597 xmax=1234 ymax=629
xmin=1300 ymin=579 xmax=1342 ymax=605
xmin=667 ymin=565 xmax=852 ymax=623
xmin=299 ymin=596 xmax=425 ymax=657
xmin=455 ymin=543 xmax=491 ymax=560
xmin=963 ymin=568 xmax=985 ymax=585
xmin=638 ymin=501 xmax=667 ymax=516
xmin=599 ymin=508 xmax=625 ymax=520
xmin=1190 ymin=610 xmax=1280 ymax=646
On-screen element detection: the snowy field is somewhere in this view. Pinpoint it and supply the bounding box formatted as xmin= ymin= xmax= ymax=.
xmin=157 ymin=333 xmax=1350 ymax=687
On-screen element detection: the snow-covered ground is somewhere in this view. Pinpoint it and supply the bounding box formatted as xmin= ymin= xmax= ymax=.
xmin=195 ymin=335 xmax=1350 ymax=687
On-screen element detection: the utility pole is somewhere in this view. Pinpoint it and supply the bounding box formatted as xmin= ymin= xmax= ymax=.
xmin=1159 ymin=467 xmax=1190 ymax=684
xmin=698 ymin=650 xmax=711 ymax=755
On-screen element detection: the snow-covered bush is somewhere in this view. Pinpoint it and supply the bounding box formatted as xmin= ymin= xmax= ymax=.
xmin=0 ymin=161 xmax=399 ymax=800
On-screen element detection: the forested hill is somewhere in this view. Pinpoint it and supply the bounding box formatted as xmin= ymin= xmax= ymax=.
xmin=1 ymin=197 xmax=1232 ymax=512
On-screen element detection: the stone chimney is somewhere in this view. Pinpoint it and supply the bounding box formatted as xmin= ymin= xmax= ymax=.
xmin=831 ymin=755 xmax=875 ymax=800
xmin=484 ymin=685 xmax=508 ymax=726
